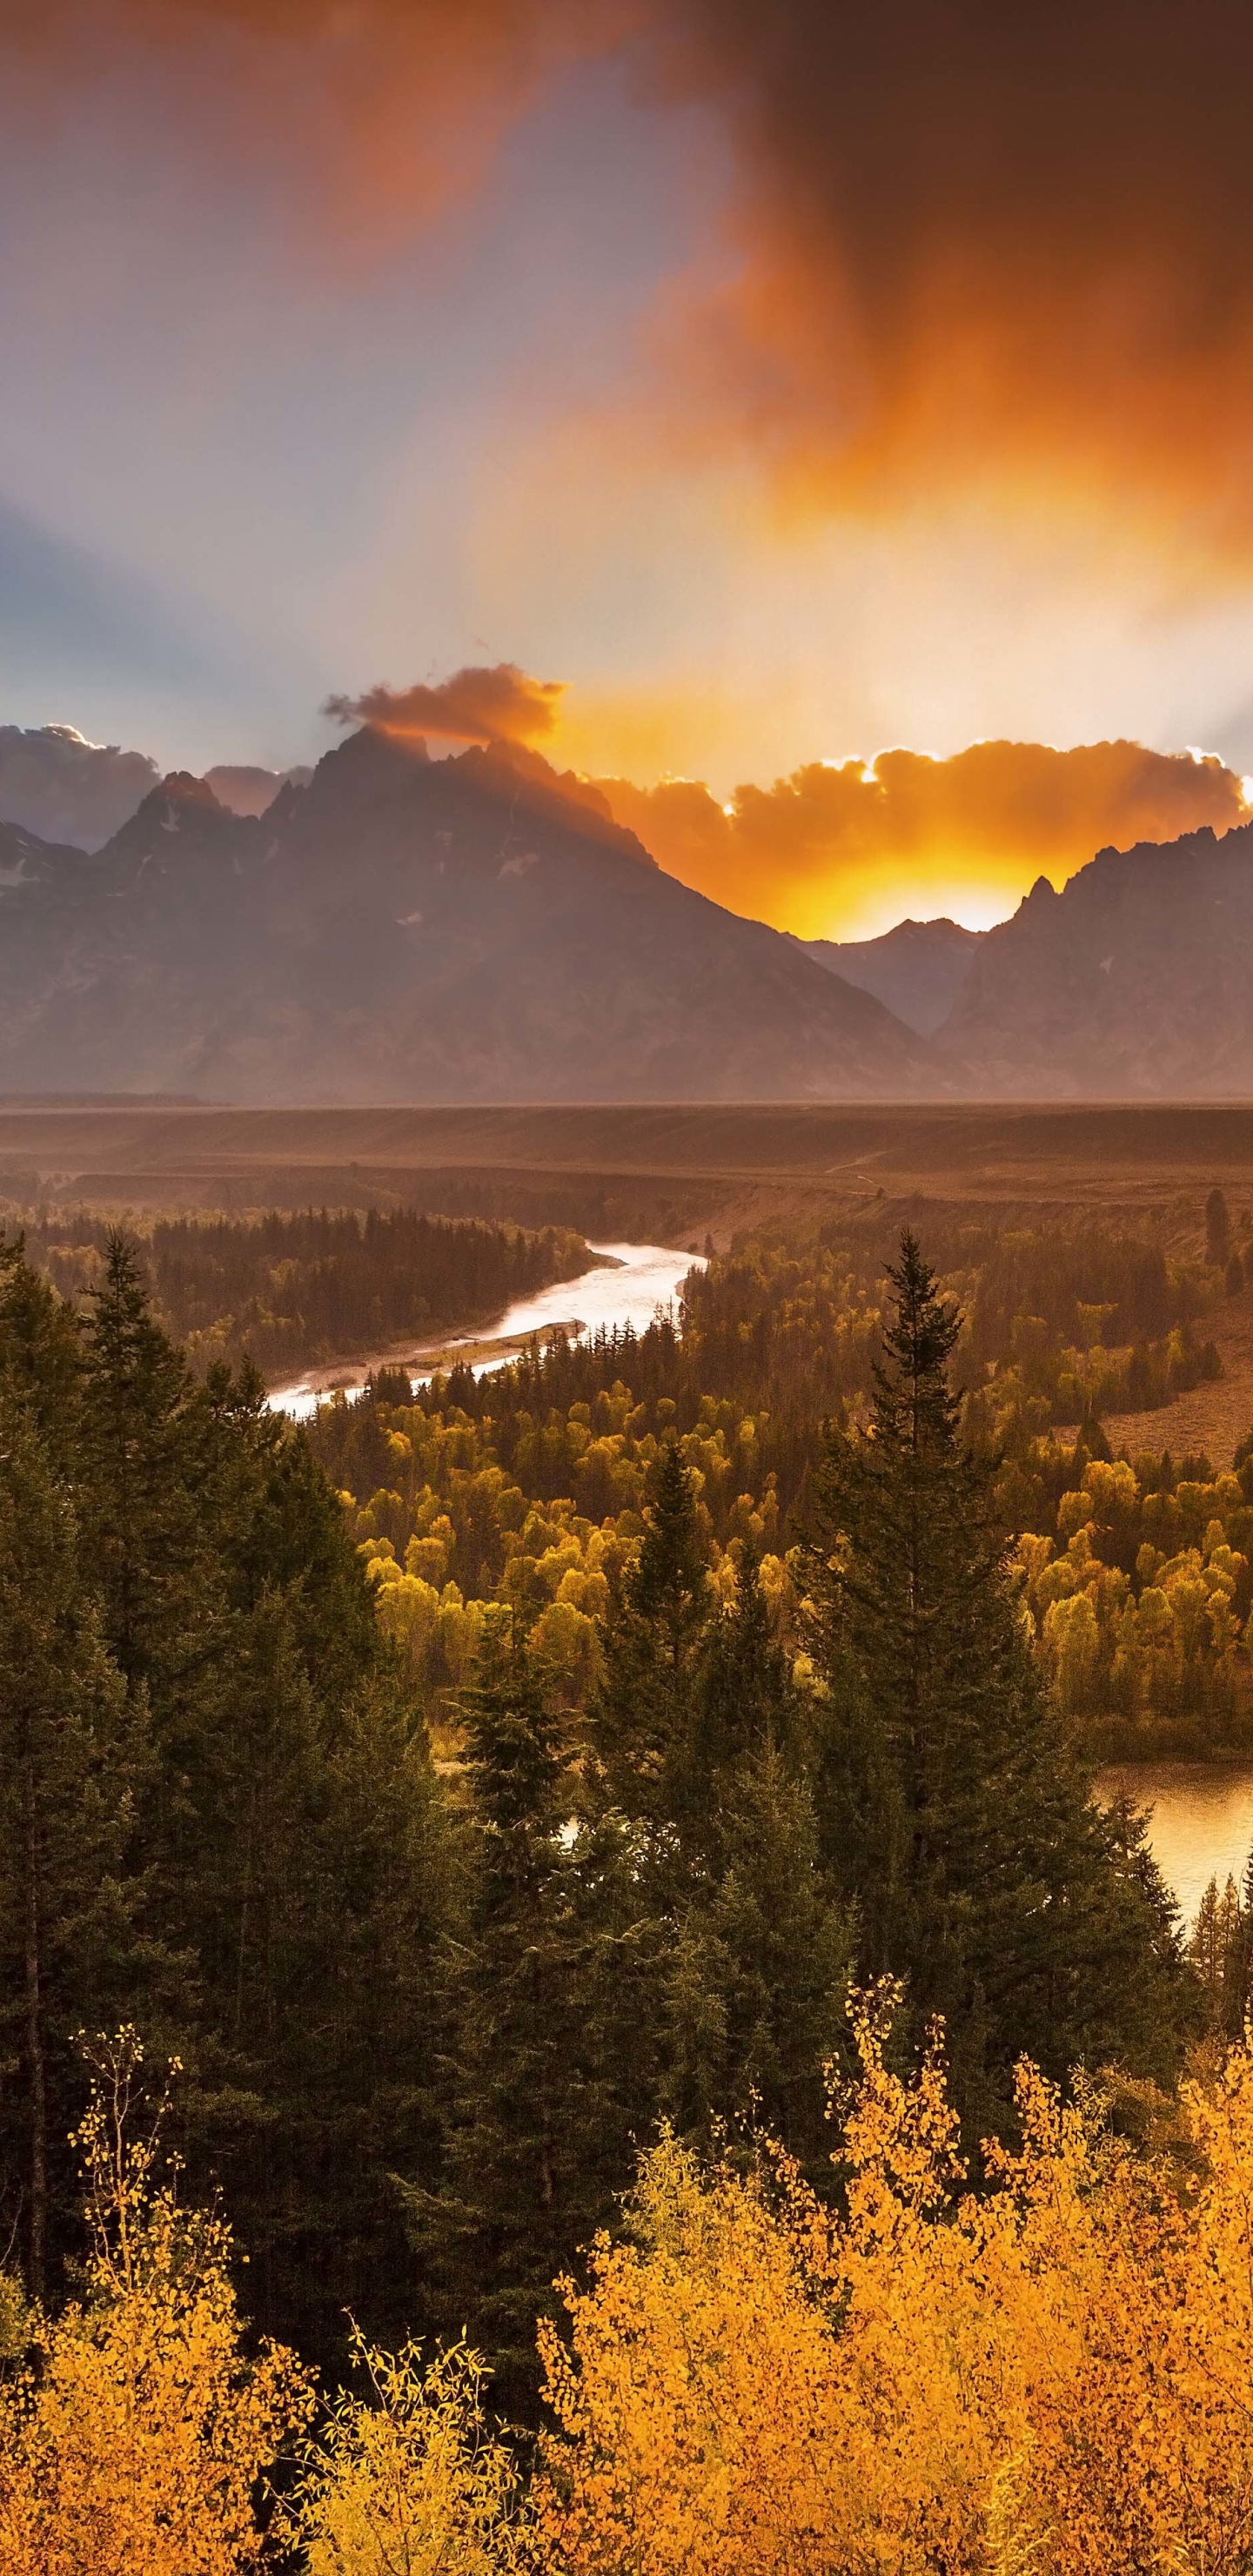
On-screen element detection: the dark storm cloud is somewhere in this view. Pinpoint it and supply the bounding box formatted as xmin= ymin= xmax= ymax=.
xmin=8 ymin=0 xmax=1250 ymax=536
xmin=640 ymin=0 xmax=1253 ymax=534
xmin=325 ymin=665 xmax=566 ymax=744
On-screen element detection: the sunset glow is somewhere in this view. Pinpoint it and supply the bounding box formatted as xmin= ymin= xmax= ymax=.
xmin=4 ymin=3 xmax=1253 ymax=935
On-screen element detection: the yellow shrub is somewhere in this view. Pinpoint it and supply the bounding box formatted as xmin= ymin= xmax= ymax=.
xmin=289 ymin=2332 xmax=529 ymax=2576
xmin=533 ymin=1994 xmax=1253 ymax=2576
xmin=0 ymin=2033 xmax=311 ymax=2576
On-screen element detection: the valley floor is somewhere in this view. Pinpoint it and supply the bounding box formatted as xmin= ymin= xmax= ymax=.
xmin=1103 ymin=1280 xmax=1253 ymax=1467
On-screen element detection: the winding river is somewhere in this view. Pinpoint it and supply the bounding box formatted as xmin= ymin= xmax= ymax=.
xmin=271 ymin=1252 xmax=1253 ymax=1927
xmin=270 ymin=1238 xmax=704 ymax=1421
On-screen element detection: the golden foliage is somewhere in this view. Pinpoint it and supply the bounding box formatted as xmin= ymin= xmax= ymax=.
xmin=0 ymin=2030 xmax=312 ymax=2576
xmin=534 ymin=1989 xmax=1253 ymax=2576
xmin=286 ymin=2330 xmax=531 ymax=2576
xmin=18 ymin=2013 xmax=1253 ymax=2573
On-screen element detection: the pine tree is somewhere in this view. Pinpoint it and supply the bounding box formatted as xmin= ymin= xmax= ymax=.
xmin=677 ymin=1541 xmax=801 ymax=1860
xmin=411 ymin=1627 xmax=660 ymax=2420
xmin=0 ymin=1390 xmax=153 ymax=2300
xmin=1226 ymin=1842 xmax=1253 ymax=2037
xmin=199 ymin=1355 xmax=380 ymax=1701
xmin=653 ymin=1546 xmax=851 ymax=2168
xmin=22 ymin=1237 xmax=451 ymax=2369
xmin=0 ymin=1234 xmax=84 ymax=1468
xmin=77 ymin=1232 xmax=219 ymax=1701
xmin=171 ymin=1614 xmax=459 ymax=2371
xmin=663 ymin=1743 xmax=853 ymax=2172
xmin=593 ymin=1437 xmax=711 ymax=1830
xmin=1188 ymin=1875 xmax=1235 ymax=2027
xmin=803 ymin=1232 xmax=1190 ymax=2130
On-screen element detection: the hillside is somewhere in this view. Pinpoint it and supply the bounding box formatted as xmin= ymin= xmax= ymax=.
xmin=941 ymin=822 xmax=1253 ymax=1093
xmin=795 ymin=916 xmax=983 ymax=1034
xmin=0 ymin=728 xmax=938 ymax=1104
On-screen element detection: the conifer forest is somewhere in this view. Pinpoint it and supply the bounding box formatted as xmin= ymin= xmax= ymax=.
xmin=4 ymin=1197 xmax=1253 ymax=2569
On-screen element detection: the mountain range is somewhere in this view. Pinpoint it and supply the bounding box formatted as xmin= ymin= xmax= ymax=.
xmin=0 ymin=728 xmax=936 ymax=1103
xmin=939 ymin=826 xmax=1253 ymax=1094
xmin=794 ymin=917 xmax=984 ymax=1036
xmin=2 ymin=731 xmax=1252 ymax=1101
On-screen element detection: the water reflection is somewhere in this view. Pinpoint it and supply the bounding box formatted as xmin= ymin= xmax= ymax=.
xmin=271 ymin=1239 xmax=703 ymax=1420
xmin=1098 ymin=1764 xmax=1253 ymax=1926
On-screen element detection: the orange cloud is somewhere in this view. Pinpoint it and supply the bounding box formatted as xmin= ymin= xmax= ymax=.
xmin=632 ymin=2 xmax=1253 ymax=560
xmin=2 ymin=2 xmax=632 ymax=258
xmin=325 ymin=662 xmax=566 ymax=745
xmin=593 ymin=739 xmax=1252 ymax=940
xmin=12 ymin=2 xmax=1253 ymax=555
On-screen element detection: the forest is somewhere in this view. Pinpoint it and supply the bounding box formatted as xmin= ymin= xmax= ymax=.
xmin=309 ymin=1195 xmax=1253 ymax=1756
xmin=2 ymin=1209 xmax=1253 ymax=2569
xmin=6 ymin=1204 xmax=594 ymax=1381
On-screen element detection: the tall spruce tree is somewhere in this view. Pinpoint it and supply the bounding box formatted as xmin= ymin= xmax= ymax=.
xmin=660 ymin=1548 xmax=852 ymax=2168
xmin=0 ymin=1236 xmax=84 ymax=1468
xmin=0 ymin=1390 xmax=155 ymax=2300
xmin=0 ymin=1231 xmax=452 ymax=2370
xmin=804 ymin=1232 xmax=1189 ymax=2130
xmin=662 ymin=1740 xmax=853 ymax=2171
xmin=78 ymin=1231 xmax=221 ymax=1707
xmin=411 ymin=1626 xmax=660 ymax=2421
xmin=593 ymin=1436 xmax=711 ymax=1835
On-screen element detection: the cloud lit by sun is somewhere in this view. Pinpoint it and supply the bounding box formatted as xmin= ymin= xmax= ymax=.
xmin=7 ymin=0 xmax=1253 ymax=940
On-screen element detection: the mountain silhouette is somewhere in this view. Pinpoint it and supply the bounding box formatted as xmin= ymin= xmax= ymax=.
xmin=0 ymin=728 xmax=939 ymax=1103
xmin=794 ymin=917 xmax=984 ymax=1036
xmin=939 ymin=823 xmax=1253 ymax=1094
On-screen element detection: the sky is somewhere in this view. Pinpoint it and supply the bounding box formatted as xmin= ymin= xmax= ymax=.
xmin=4 ymin=0 xmax=1253 ymax=938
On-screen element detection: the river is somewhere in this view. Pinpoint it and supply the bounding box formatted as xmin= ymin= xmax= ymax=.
xmin=270 ymin=1238 xmax=703 ymax=1421
xmin=1099 ymin=1764 xmax=1253 ymax=1925
xmin=271 ymin=1258 xmax=1250 ymax=1928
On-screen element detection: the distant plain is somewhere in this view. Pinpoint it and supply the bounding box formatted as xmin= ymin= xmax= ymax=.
xmin=6 ymin=1097 xmax=1253 ymax=1459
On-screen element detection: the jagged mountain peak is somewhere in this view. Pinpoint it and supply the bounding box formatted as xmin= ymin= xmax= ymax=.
xmin=0 ymin=724 xmax=939 ymax=1104
xmin=941 ymin=818 xmax=1253 ymax=1093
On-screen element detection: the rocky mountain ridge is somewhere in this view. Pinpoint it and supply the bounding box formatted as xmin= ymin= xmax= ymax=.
xmin=0 ymin=728 xmax=939 ymax=1104
xmin=937 ymin=824 xmax=1253 ymax=1094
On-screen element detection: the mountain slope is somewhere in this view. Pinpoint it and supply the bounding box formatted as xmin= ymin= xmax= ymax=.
xmin=0 ymin=729 xmax=939 ymax=1104
xmin=794 ymin=917 xmax=983 ymax=1036
xmin=940 ymin=823 xmax=1253 ymax=1094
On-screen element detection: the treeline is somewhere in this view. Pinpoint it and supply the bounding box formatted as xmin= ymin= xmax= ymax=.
xmin=10 ymin=2014 xmax=1253 ymax=2573
xmin=308 ymin=1231 xmax=1253 ymax=1753
xmin=0 ymin=1227 xmax=1193 ymax=2430
xmin=845 ymin=1209 xmax=1229 ymax=1430
xmin=8 ymin=1205 xmax=593 ymax=1380
xmin=1008 ymin=1429 xmax=1253 ymax=1754
xmin=0 ymin=1231 xmax=440 ymax=2374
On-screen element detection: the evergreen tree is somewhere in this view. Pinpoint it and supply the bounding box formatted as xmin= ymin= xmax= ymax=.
xmin=657 ymin=1547 xmax=853 ymax=2169
xmin=0 ymin=1389 xmax=154 ymax=2300
xmin=679 ymin=1543 xmax=801 ymax=1855
xmin=174 ymin=1620 xmax=458 ymax=2371
xmin=199 ymin=1355 xmax=381 ymax=1702
xmin=663 ymin=1742 xmax=852 ymax=2172
xmin=593 ymin=1437 xmax=711 ymax=1831
xmin=0 ymin=1235 xmax=84 ymax=1469
xmin=411 ymin=1627 xmax=659 ymax=2420
xmin=0 ymin=1232 xmax=451 ymax=2370
xmin=803 ymin=1233 xmax=1190 ymax=2131
xmin=77 ymin=1231 xmax=220 ymax=1703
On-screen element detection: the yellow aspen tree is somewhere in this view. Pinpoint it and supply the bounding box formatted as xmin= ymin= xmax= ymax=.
xmin=0 ymin=2030 xmax=312 ymax=2576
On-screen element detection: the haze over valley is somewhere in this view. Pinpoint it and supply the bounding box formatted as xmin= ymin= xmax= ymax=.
xmin=3 ymin=705 xmax=1253 ymax=1100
